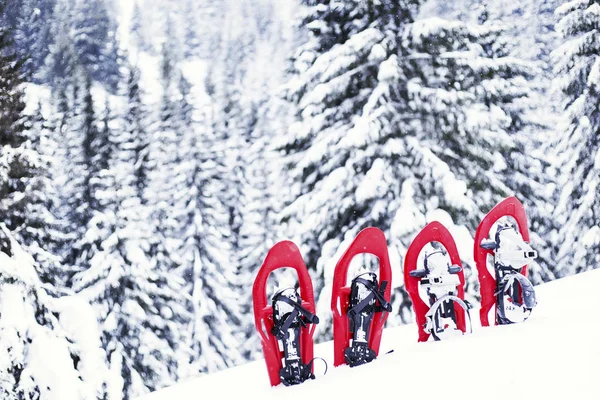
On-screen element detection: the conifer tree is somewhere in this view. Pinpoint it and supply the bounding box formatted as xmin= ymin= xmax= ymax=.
xmin=175 ymin=85 xmax=244 ymax=373
xmin=63 ymin=71 xmax=105 ymax=271
xmin=552 ymin=0 xmax=600 ymax=276
xmin=125 ymin=63 xmax=150 ymax=202
xmin=43 ymin=0 xmax=120 ymax=88
xmin=280 ymin=0 xmax=426 ymax=339
xmin=15 ymin=102 xmax=67 ymax=287
xmin=0 ymin=0 xmax=60 ymax=280
xmin=71 ymin=60 xmax=192 ymax=399
xmin=5 ymin=0 xmax=55 ymax=79
xmin=148 ymin=22 xmax=244 ymax=373
xmin=421 ymin=0 xmax=560 ymax=284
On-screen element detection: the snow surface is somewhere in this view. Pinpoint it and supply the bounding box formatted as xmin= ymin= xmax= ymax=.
xmin=137 ymin=269 xmax=600 ymax=400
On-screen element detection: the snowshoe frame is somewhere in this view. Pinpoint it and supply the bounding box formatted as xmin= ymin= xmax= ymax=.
xmin=474 ymin=196 xmax=531 ymax=327
xmin=253 ymin=241 xmax=317 ymax=386
xmin=331 ymin=227 xmax=392 ymax=367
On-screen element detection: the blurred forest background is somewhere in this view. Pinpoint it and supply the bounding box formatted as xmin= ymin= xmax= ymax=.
xmin=0 ymin=0 xmax=598 ymax=399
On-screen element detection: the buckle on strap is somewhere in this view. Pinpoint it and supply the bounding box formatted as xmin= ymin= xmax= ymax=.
xmin=271 ymin=293 xmax=319 ymax=338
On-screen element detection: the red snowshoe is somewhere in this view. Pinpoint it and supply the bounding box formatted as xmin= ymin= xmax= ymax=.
xmin=331 ymin=227 xmax=392 ymax=367
xmin=253 ymin=241 xmax=319 ymax=386
xmin=474 ymin=197 xmax=537 ymax=326
xmin=404 ymin=221 xmax=471 ymax=342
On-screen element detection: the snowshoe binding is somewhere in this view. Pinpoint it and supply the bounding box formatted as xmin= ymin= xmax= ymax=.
xmin=344 ymin=272 xmax=392 ymax=367
xmin=481 ymin=224 xmax=538 ymax=324
xmin=271 ymin=288 xmax=320 ymax=386
xmin=410 ymin=250 xmax=472 ymax=341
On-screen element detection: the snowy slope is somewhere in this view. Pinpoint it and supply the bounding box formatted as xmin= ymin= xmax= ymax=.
xmin=138 ymin=270 xmax=600 ymax=400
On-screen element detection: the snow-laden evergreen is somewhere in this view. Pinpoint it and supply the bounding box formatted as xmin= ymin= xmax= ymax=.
xmin=41 ymin=0 xmax=120 ymax=88
xmin=171 ymin=68 xmax=244 ymax=375
xmin=143 ymin=7 xmax=244 ymax=378
xmin=0 ymin=226 xmax=111 ymax=400
xmin=0 ymin=5 xmax=65 ymax=287
xmin=552 ymin=0 xmax=600 ymax=276
xmin=203 ymin=0 xmax=303 ymax=359
xmin=419 ymin=0 xmax=560 ymax=284
xmin=4 ymin=0 xmax=54 ymax=79
xmin=279 ymin=0 xmax=424 ymax=340
xmin=70 ymin=69 xmax=191 ymax=397
xmin=19 ymin=94 xmax=67 ymax=287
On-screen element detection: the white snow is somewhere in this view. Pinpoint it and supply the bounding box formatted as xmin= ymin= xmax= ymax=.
xmin=377 ymin=55 xmax=401 ymax=81
xmin=137 ymin=269 xmax=600 ymax=400
xmin=355 ymin=158 xmax=387 ymax=203
xmin=0 ymin=227 xmax=110 ymax=400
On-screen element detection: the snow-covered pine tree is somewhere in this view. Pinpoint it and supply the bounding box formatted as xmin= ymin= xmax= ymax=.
xmin=0 ymin=2 xmax=63 ymax=285
xmin=48 ymin=81 xmax=81 ymax=278
xmin=124 ymin=63 xmax=150 ymax=203
xmin=146 ymin=14 xmax=246 ymax=372
xmin=145 ymin=20 xmax=185 ymax=279
xmin=202 ymin=0 xmax=303 ymax=358
xmin=280 ymin=0 xmax=433 ymax=340
xmin=0 ymin=225 xmax=111 ymax=400
xmin=60 ymin=71 xmax=106 ymax=273
xmin=42 ymin=0 xmax=120 ymax=88
xmin=404 ymin=18 xmax=559 ymax=285
xmin=173 ymin=75 xmax=244 ymax=373
xmin=3 ymin=0 xmax=55 ymax=79
xmin=0 ymin=0 xmax=33 ymax=227
xmin=420 ymin=0 xmax=561 ymax=285
xmin=43 ymin=0 xmax=78 ymax=85
xmin=205 ymin=0 xmax=261 ymax=260
xmin=234 ymin=0 xmax=304 ymax=359
xmin=552 ymin=0 xmax=600 ymax=276
xmin=71 ymin=60 xmax=191 ymax=399
xmin=13 ymin=101 xmax=68 ymax=287
xmin=191 ymin=0 xmax=228 ymax=60
xmin=70 ymin=0 xmax=120 ymax=89
xmin=457 ymin=0 xmax=559 ymax=284
xmin=281 ymin=0 xmax=550 ymax=338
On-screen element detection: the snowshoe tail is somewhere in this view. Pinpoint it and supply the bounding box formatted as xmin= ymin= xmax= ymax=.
xmin=271 ymin=288 xmax=320 ymax=386
xmin=278 ymin=361 xmax=314 ymax=386
xmin=495 ymin=272 xmax=536 ymax=325
xmin=344 ymin=272 xmax=391 ymax=367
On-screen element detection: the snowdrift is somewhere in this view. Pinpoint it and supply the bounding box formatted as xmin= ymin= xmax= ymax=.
xmin=138 ymin=270 xmax=600 ymax=400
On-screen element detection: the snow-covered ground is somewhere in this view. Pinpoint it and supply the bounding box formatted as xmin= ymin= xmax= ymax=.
xmin=138 ymin=269 xmax=600 ymax=400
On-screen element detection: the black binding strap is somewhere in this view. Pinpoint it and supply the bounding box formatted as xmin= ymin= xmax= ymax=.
xmin=271 ymin=292 xmax=319 ymax=339
xmin=347 ymin=278 xmax=392 ymax=318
